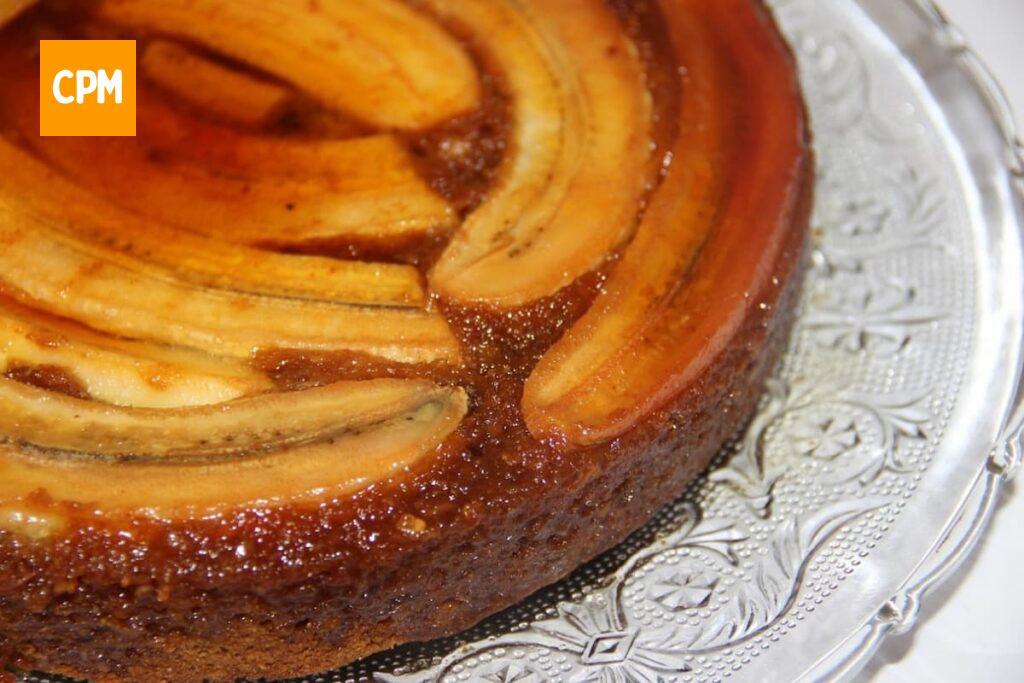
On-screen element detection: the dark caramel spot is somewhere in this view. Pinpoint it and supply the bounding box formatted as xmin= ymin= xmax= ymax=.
xmin=4 ymin=363 xmax=90 ymax=400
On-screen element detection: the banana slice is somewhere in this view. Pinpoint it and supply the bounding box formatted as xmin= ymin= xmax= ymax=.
xmin=135 ymin=99 xmax=402 ymax=182
xmin=0 ymin=59 xmax=457 ymax=248
xmin=96 ymin=0 xmax=480 ymax=131
xmin=0 ymin=197 xmax=462 ymax=365
xmin=14 ymin=121 xmax=457 ymax=249
xmin=0 ymin=376 xmax=443 ymax=459
xmin=0 ymin=298 xmax=271 ymax=408
xmin=428 ymin=0 xmax=652 ymax=306
xmin=142 ymin=39 xmax=292 ymax=128
xmin=524 ymin=0 xmax=811 ymax=446
xmin=0 ymin=380 xmax=467 ymax=516
xmin=0 ymin=140 xmax=425 ymax=307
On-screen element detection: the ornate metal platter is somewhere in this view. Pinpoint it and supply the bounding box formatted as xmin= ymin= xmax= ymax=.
xmin=20 ymin=0 xmax=1024 ymax=681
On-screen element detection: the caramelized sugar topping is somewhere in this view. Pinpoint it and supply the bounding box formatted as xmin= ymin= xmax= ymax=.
xmin=0 ymin=0 xmax=809 ymax=539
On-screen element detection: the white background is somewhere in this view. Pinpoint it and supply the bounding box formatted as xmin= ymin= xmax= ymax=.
xmin=862 ymin=1 xmax=1024 ymax=681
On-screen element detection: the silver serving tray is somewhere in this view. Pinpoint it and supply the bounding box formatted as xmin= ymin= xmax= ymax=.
xmin=22 ymin=0 xmax=1024 ymax=681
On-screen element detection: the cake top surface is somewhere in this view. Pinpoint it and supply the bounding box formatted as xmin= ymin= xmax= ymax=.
xmin=0 ymin=0 xmax=809 ymax=557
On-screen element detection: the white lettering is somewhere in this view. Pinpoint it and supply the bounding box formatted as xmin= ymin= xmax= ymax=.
xmin=97 ymin=69 xmax=122 ymax=104
xmin=75 ymin=70 xmax=97 ymax=104
xmin=52 ymin=69 xmax=74 ymax=104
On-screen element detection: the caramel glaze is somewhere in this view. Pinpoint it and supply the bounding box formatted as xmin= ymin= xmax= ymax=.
xmin=3 ymin=363 xmax=90 ymax=401
xmin=0 ymin=5 xmax=512 ymax=268
xmin=0 ymin=1 xmax=812 ymax=681
xmin=267 ymin=69 xmax=511 ymax=267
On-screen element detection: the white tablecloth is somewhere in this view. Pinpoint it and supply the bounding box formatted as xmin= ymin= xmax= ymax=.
xmin=862 ymin=1 xmax=1024 ymax=681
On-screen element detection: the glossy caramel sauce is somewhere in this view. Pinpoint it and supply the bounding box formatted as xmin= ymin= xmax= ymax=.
xmin=0 ymin=0 xmax=739 ymax=619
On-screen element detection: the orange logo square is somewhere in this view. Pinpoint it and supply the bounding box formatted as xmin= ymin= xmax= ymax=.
xmin=39 ymin=40 xmax=136 ymax=137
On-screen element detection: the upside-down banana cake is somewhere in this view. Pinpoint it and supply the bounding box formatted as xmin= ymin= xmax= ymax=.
xmin=0 ymin=0 xmax=812 ymax=680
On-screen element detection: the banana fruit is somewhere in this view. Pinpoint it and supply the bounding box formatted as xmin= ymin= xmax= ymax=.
xmin=0 ymin=298 xmax=271 ymax=408
xmin=141 ymin=39 xmax=292 ymax=128
xmin=4 ymin=89 xmax=457 ymax=249
xmin=0 ymin=381 xmax=467 ymax=515
xmin=0 ymin=194 xmax=461 ymax=365
xmin=427 ymin=0 xmax=653 ymax=306
xmin=0 ymin=377 xmax=450 ymax=460
xmin=524 ymin=0 xmax=811 ymax=446
xmin=0 ymin=140 xmax=426 ymax=307
xmin=96 ymin=0 xmax=480 ymax=130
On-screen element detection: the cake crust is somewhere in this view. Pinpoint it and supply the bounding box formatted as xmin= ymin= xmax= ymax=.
xmin=0 ymin=0 xmax=812 ymax=680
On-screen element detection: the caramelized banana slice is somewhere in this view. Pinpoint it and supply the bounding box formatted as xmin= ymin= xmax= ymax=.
xmin=0 ymin=299 xmax=271 ymax=408
xmin=0 ymin=381 xmax=467 ymax=516
xmin=0 ymin=198 xmax=462 ymax=365
xmin=17 ymin=125 xmax=456 ymax=249
xmin=0 ymin=377 xmax=444 ymax=459
xmin=0 ymin=140 xmax=425 ymax=307
xmin=135 ymin=100 xmax=407 ymax=181
xmin=0 ymin=57 xmax=457 ymax=248
xmin=96 ymin=0 xmax=480 ymax=130
xmin=428 ymin=0 xmax=652 ymax=306
xmin=142 ymin=39 xmax=292 ymax=128
xmin=524 ymin=0 xmax=812 ymax=445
